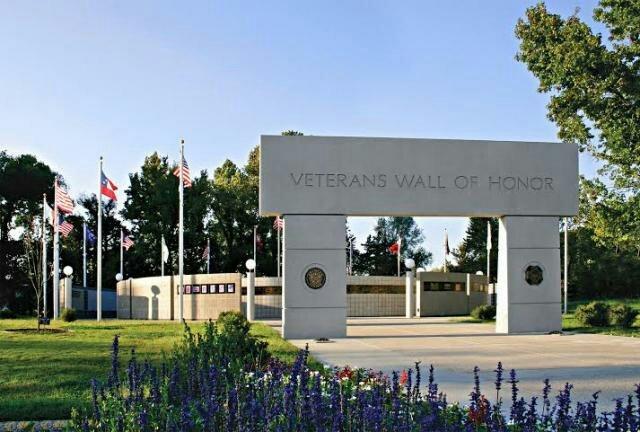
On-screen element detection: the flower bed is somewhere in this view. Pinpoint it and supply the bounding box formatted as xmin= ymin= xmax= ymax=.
xmin=71 ymin=313 xmax=640 ymax=431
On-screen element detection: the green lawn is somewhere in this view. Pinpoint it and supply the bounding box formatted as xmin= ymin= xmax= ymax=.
xmin=0 ymin=318 xmax=310 ymax=422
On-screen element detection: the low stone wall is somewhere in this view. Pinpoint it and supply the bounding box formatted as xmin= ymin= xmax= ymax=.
xmin=117 ymin=273 xmax=241 ymax=320
xmin=120 ymin=272 xmax=488 ymax=320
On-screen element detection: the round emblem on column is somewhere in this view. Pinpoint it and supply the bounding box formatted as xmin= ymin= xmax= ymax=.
xmin=524 ymin=264 xmax=544 ymax=286
xmin=304 ymin=267 xmax=326 ymax=289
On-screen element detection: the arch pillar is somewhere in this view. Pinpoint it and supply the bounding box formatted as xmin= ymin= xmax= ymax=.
xmin=496 ymin=216 xmax=561 ymax=333
xmin=282 ymin=215 xmax=347 ymax=339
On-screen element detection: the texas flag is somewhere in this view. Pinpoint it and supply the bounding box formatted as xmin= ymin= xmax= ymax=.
xmin=101 ymin=170 xmax=118 ymax=201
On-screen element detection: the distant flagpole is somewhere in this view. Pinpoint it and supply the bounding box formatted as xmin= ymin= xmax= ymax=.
xmin=487 ymin=220 xmax=492 ymax=287
xmin=53 ymin=180 xmax=60 ymax=319
xmin=397 ymin=237 xmax=401 ymax=277
xmin=42 ymin=194 xmax=48 ymax=317
xmin=83 ymin=222 xmax=87 ymax=287
xmin=564 ymin=217 xmax=569 ymax=314
xmin=277 ymin=222 xmax=281 ymax=278
xmin=161 ymin=235 xmax=164 ymax=277
xmin=97 ymin=157 xmax=103 ymax=321
xmin=206 ymin=238 xmax=210 ymax=274
xmin=349 ymin=237 xmax=353 ymax=276
xmin=120 ymin=229 xmax=124 ymax=277
xmin=178 ymin=140 xmax=185 ymax=322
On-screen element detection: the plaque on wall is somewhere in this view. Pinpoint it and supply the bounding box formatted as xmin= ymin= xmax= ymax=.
xmin=218 ymin=284 xmax=225 ymax=293
xmin=226 ymin=284 xmax=235 ymax=293
xmin=192 ymin=285 xmax=201 ymax=294
xmin=184 ymin=285 xmax=192 ymax=294
xmin=201 ymin=285 xmax=208 ymax=294
xmin=304 ymin=267 xmax=326 ymax=289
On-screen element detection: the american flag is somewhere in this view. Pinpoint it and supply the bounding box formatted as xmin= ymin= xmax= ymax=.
xmin=273 ymin=216 xmax=284 ymax=230
xmin=173 ymin=158 xmax=192 ymax=188
xmin=55 ymin=179 xmax=75 ymax=214
xmin=202 ymin=244 xmax=209 ymax=260
xmin=58 ymin=219 xmax=74 ymax=237
xmin=123 ymin=236 xmax=134 ymax=251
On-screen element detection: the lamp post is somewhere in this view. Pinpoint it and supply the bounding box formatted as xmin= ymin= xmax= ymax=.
xmin=245 ymin=259 xmax=256 ymax=321
xmin=404 ymin=258 xmax=415 ymax=318
xmin=63 ymin=266 xmax=73 ymax=310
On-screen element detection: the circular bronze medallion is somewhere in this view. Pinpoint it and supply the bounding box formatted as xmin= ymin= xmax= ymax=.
xmin=304 ymin=267 xmax=326 ymax=289
xmin=524 ymin=265 xmax=544 ymax=286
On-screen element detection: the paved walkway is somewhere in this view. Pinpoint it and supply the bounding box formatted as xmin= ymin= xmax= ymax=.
xmin=277 ymin=317 xmax=640 ymax=411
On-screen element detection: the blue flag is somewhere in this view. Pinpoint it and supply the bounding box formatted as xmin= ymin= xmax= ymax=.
xmin=85 ymin=225 xmax=96 ymax=245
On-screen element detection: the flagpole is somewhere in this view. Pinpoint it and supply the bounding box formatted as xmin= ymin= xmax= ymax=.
xmin=42 ymin=194 xmax=48 ymax=317
xmin=161 ymin=235 xmax=165 ymax=277
xmin=83 ymin=222 xmax=87 ymax=287
xmin=444 ymin=229 xmax=448 ymax=273
xmin=179 ymin=140 xmax=184 ymax=322
xmin=276 ymin=222 xmax=281 ymax=279
xmin=120 ymin=229 xmax=124 ymax=277
xmin=53 ymin=180 xmax=60 ymax=319
xmin=349 ymin=237 xmax=353 ymax=276
xmin=97 ymin=157 xmax=103 ymax=321
xmin=564 ymin=217 xmax=569 ymax=314
xmin=397 ymin=237 xmax=401 ymax=277
xmin=487 ymin=220 xmax=491 ymax=288
xmin=206 ymin=238 xmax=210 ymax=273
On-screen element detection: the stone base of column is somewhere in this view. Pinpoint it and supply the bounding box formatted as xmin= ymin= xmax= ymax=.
xmin=283 ymin=307 xmax=347 ymax=339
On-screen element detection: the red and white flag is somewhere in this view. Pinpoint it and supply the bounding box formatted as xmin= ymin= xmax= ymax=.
xmin=122 ymin=236 xmax=134 ymax=251
xmin=55 ymin=179 xmax=75 ymax=214
xmin=59 ymin=220 xmax=74 ymax=237
xmin=101 ymin=170 xmax=118 ymax=201
xmin=273 ymin=216 xmax=284 ymax=230
xmin=173 ymin=158 xmax=192 ymax=188
xmin=388 ymin=240 xmax=400 ymax=255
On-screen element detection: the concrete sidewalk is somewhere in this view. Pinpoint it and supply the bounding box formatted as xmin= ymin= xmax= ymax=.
xmin=279 ymin=317 xmax=640 ymax=411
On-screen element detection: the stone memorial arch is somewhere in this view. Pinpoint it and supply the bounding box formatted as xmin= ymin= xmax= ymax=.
xmin=259 ymin=135 xmax=578 ymax=339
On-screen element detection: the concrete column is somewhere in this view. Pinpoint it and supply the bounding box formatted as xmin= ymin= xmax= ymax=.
xmin=405 ymin=270 xmax=414 ymax=318
xmin=246 ymin=271 xmax=255 ymax=321
xmin=64 ymin=277 xmax=72 ymax=309
xmin=282 ymin=215 xmax=346 ymax=339
xmin=496 ymin=216 xmax=561 ymax=333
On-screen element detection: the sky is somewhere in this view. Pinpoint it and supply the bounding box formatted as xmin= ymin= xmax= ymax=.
xmin=1 ymin=0 xmax=602 ymax=269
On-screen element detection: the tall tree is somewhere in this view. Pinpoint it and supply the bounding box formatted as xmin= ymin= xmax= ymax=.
xmin=0 ymin=152 xmax=56 ymax=313
xmin=122 ymin=153 xmax=210 ymax=278
xmin=0 ymin=152 xmax=56 ymax=241
xmin=452 ymin=218 xmax=498 ymax=282
xmin=353 ymin=217 xmax=431 ymax=275
xmin=516 ymin=1 xmax=640 ymax=190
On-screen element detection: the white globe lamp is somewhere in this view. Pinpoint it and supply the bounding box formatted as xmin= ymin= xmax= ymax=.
xmin=245 ymin=259 xmax=256 ymax=271
xmin=63 ymin=266 xmax=73 ymax=277
xmin=404 ymin=258 xmax=415 ymax=270
xmin=115 ymin=273 xmax=123 ymax=282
